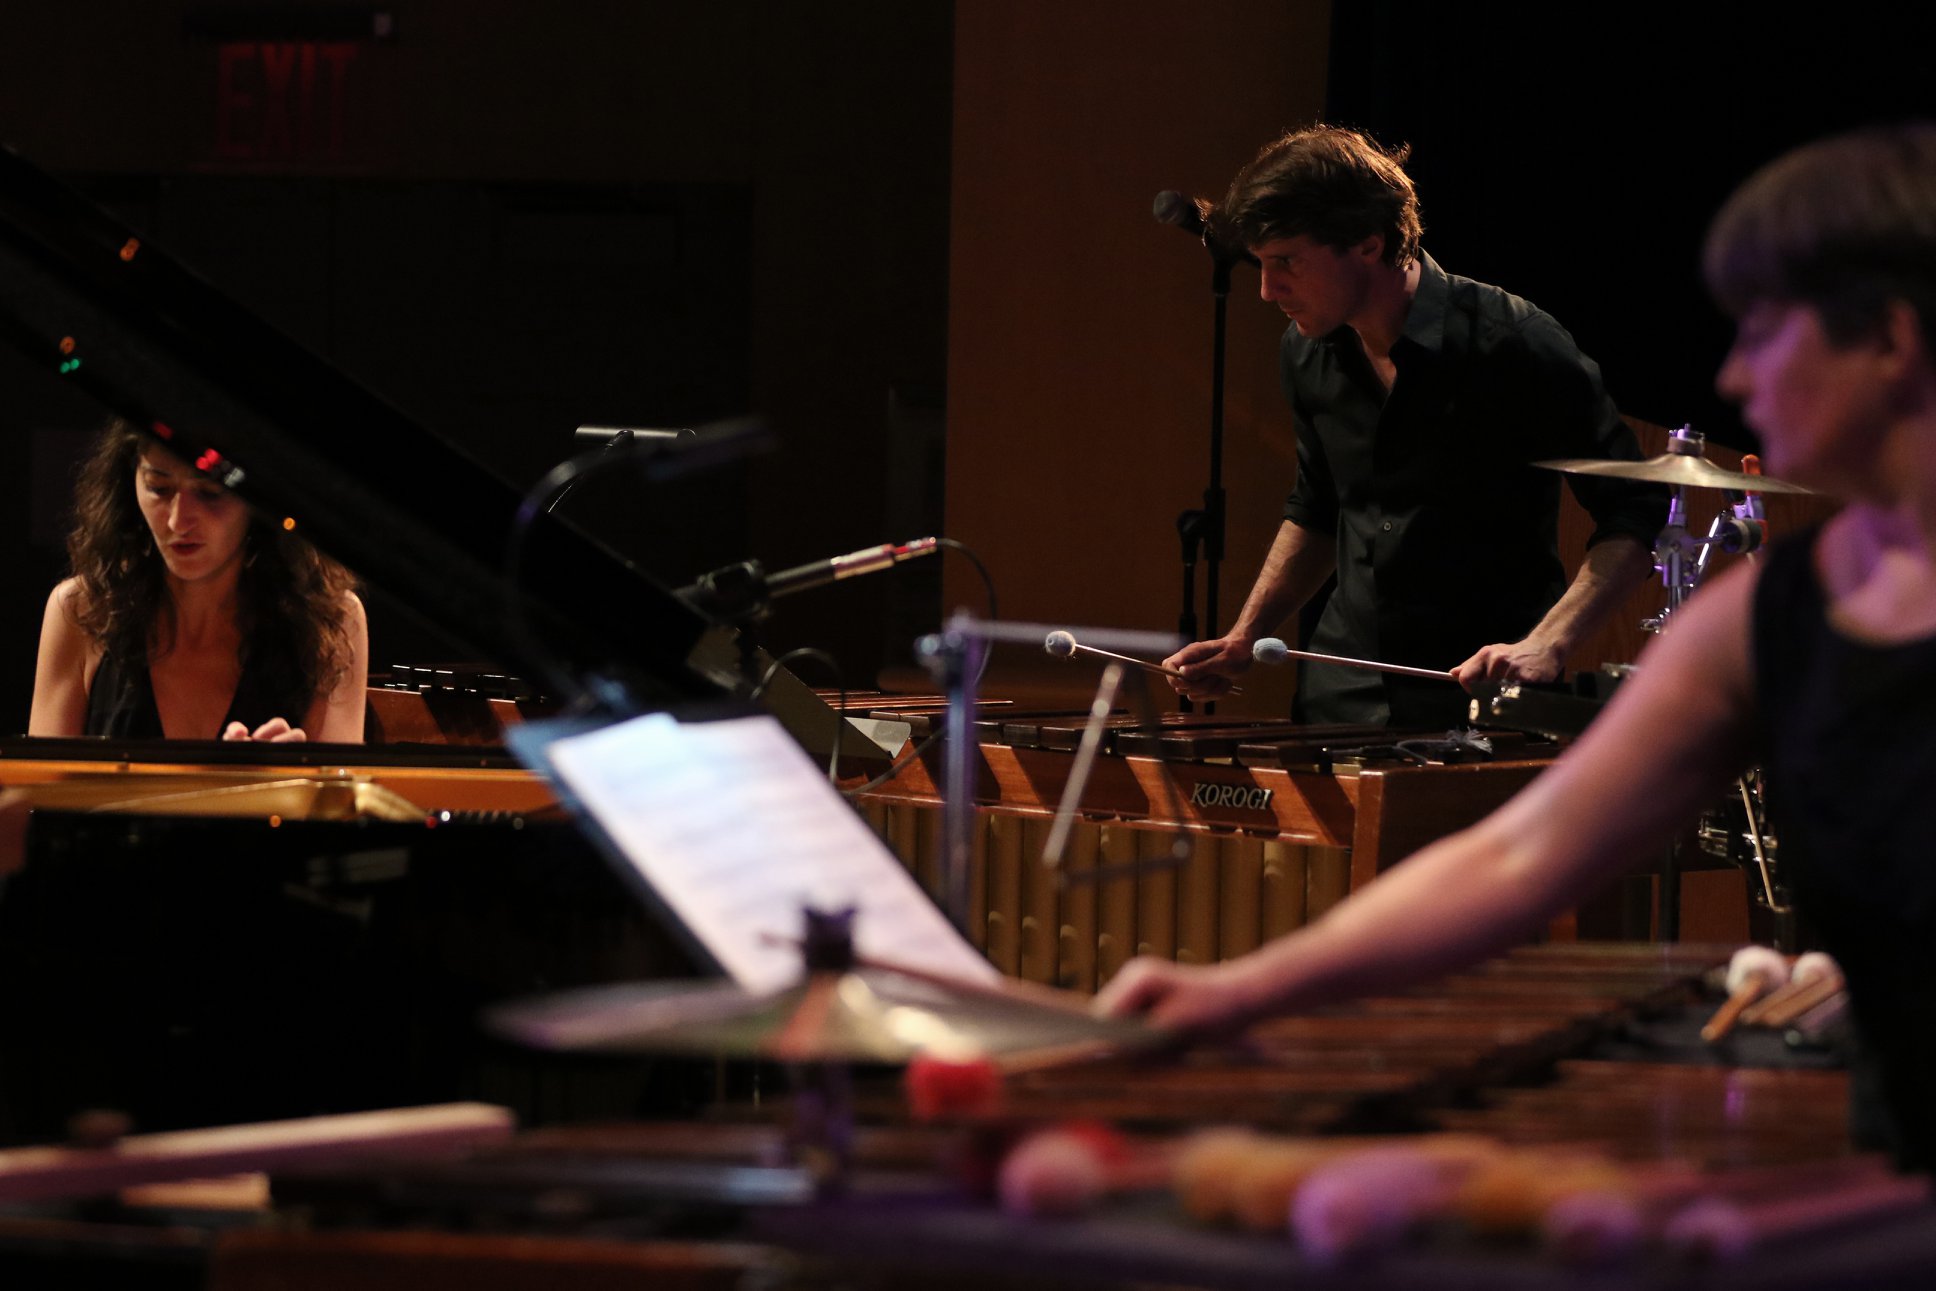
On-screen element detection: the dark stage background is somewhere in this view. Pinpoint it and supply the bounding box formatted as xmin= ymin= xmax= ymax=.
xmin=0 ymin=1 xmax=953 ymax=729
xmin=0 ymin=3 xmax=1931 ymax=731
xmin=1325 ymin=5 xmax=1936 ymax=448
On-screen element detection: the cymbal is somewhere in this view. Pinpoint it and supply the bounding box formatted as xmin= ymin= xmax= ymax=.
xmin=487 ymin=965 xmax=1163 ymax=1068
xmin=1532 ymin=452 xmax=1815 ymax=494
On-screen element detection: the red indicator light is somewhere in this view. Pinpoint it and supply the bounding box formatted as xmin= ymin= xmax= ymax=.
xmin=119 ymin=239 xmax=140 ymax=262
xmin=195 ymin=449 xmax=222 ymax=472
xmin=58 ymin=336 xmax=75 ymax=355
xmin=152 ymin=422 xmax=175 ymax=440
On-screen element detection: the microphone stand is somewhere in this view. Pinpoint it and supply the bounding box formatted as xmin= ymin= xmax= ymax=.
xmin=681 ymin=543 xmax=933 ymax=778
xmin=1175 ymin=246 xmax=1240 ymax=715
xmin=545 ymin=427 xmax=693 ymax=515
xmin=917 ymin=615 xmax=1183 ymax=932
xmin=915 ymin=620 xmax=987 ymax=938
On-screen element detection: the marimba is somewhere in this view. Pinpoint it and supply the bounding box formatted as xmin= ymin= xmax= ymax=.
xmin=971 ymin=942 xmax=1851 ymax=1167
xmin=850 ymin=703 xmax=1564 ymax=990
xmin=19 ymin=942 xmax=1905 ymax=1291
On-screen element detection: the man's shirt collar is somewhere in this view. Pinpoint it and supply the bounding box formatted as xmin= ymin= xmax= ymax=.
xmin=1315 ymin=249 xmax=1448 ymax=364
xmin=1400 ymin=250 xmax=1449 ymax=356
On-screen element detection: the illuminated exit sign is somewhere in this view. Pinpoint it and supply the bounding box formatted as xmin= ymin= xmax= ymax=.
xmin=215 ymin=41 xmax=360 ymax=162
xmin=186 ymin=8 xmax=395 ymax=166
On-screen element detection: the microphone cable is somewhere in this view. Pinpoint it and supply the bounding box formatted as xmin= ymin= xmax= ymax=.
xmin=751 ymin=645 xmax=847 ymax=782
xmin=543 ymin=427 xmax=690 ymax=515
xmin=500 ymin=444 xmax=636 ymax=715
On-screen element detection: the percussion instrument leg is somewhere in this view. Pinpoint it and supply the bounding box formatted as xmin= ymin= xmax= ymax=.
xmin=1658 ymin=842 xmax=1682 ymax=942
xmin=1754 ymin=895 xmax=1804 ymax=957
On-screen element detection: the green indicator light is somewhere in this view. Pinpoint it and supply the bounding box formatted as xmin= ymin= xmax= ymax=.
xmin=58 ymin=358 xmax=82 ymax=374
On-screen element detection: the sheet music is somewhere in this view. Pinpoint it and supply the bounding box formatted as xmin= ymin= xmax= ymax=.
xmin=545 ymin=712 xmax=1000 ymax=994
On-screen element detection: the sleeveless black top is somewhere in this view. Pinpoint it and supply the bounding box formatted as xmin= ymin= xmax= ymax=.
xmin=83 ymin=649 xmax=304 ymax=740
xmin=1753 ymin=529 xmax=1936 ymax=1169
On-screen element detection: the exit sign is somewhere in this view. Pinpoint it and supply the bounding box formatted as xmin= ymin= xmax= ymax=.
xmin=188 ymin=8 xmax=395 ymax=167
xmin=215 ymin=41 xmax=360 ymax=162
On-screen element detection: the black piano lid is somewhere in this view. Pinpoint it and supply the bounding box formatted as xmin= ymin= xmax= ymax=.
xmin=0 ymin=142 xmax=721 ymax=709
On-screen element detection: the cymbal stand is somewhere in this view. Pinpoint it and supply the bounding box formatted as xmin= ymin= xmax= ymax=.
xmin=782 ymin=906 xmax=860 ymax=1192
xmin=1642 ymin=432 xmax=1704 ymax=938
xmin=1644 ymin=426 xmax=1768 ymax=636
xmin=1643 ymin=426 xmax=1708 ymax=637
xmin=1641 ymin=426 xmax=1773 ymax=940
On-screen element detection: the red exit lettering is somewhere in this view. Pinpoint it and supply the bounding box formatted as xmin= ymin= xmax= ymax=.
xmin=215 ymin=41 xmax=359 ymax=163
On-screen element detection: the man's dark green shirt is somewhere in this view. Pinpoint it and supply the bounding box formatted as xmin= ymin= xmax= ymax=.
xmin=1281 ymin=253 xmax=1665 ymax=726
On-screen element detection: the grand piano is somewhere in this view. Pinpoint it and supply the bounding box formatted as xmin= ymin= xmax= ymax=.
xmin=0 ymin=142 xmax=859 ymax=1141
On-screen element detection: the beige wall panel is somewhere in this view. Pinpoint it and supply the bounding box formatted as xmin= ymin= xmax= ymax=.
xmin=948 ymin=3 xmax=1330 ymax=711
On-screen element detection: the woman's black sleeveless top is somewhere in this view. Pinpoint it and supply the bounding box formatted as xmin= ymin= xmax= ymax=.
xmin=1753 ymin=529 xmax=1936 ymax=1168
xmin=84 ymin=649 xmax=302 ymax=740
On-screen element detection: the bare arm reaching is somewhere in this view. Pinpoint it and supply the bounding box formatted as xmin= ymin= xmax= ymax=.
xmin=1104 ymin=557 xmax=1761 ymax=1031
xmin=1454 ymin=533 xmax=1656 ymax=688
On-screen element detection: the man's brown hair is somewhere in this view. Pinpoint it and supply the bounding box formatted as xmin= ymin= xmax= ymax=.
xmin=1213 ymin=124 xmax=1424 ymax=266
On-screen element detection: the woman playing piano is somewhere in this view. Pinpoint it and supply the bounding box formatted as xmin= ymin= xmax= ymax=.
xmin=1101 ymin=124 xmax=1936 ymax=1169
xmin=27 ymin=420 xmax=368 ymax=743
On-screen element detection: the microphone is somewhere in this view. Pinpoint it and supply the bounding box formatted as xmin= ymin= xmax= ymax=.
xmin=1152 ymin=190 xmax=1259 ymax=266
xmin=1152 ymin=190 xmax=1208 ymax=235
xmin=765 ymin=537 xmax=941 ymax=599
xmin=681 ymin=538 xmax=940 ymax=624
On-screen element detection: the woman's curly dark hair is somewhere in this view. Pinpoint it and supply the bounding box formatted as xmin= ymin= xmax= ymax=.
xmin=65 ymin=420 xmax=358 ymax=719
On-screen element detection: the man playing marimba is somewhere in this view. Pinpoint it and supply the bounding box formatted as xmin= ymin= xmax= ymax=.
xmin=1164 ymin=125 xmax=1663 ymax=725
